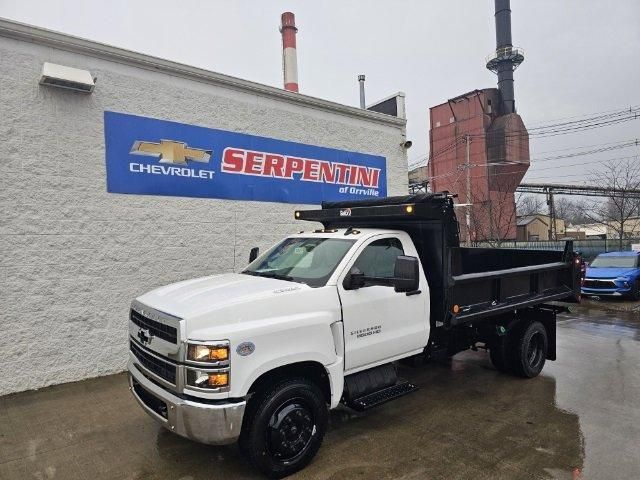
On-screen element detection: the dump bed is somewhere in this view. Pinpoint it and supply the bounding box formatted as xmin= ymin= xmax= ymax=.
xmin=298 ymin=194 xmax=581 ymax=326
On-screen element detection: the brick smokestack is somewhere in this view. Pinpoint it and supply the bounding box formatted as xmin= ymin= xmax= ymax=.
xmin=280 ymin=12 xmax=299 ymax=93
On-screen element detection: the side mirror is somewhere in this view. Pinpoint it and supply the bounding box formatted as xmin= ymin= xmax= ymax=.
xmin=343 ymin=266 xmax=366 ymax=290
xmin=393 ymin=256 xmax=420 ymax=293
xmin=249 ymin=247 xmax=259 ymax=263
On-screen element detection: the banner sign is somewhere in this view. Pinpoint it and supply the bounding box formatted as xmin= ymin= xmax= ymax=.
xmin=104 ymin=111 xmax=387 ymax=204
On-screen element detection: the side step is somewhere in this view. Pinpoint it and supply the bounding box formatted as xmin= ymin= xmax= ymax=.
xmin=349 ymin=381 xmax=419 ymax=411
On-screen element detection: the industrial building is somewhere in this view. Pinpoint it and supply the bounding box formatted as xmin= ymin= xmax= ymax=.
xmin=516 ymin=215 xmax=566 ymax=241
xmin=428 ymin=0 xmax=529 ymax=242
xmin=0 ymin=17 xmax=408 ymax=395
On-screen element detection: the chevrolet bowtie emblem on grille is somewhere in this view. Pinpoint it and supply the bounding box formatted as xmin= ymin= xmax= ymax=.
xmin=137 ymin=328 xmax=153 ymax=345
xmin=130 ymin=140 xmax=211 ymax=165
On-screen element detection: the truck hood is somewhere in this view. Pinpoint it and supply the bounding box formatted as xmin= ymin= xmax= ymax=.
xmin=585 ymin=267 xmax=639 ymax=279
xmin=137 ymin=273 xmax=306 ymax=319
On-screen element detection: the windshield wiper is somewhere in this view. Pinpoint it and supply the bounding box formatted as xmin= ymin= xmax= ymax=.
xmin=242 ymin=270 xmax=297 ymax=282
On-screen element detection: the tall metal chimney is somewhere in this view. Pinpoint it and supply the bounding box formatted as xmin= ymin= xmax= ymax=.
xmin=358 ymin=75 xmax=366 ymax=109
xmin=486 ymin=0 xmax=524 ymax=114
xmin=280 ymin=12 xmax=299 ymax=93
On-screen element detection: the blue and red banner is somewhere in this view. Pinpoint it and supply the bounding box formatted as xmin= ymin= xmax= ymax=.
xmin=104 ymin=111 xmax=387 ymax=204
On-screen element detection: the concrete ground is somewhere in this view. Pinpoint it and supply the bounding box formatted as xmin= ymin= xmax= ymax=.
xmin=1 ymin=307 xmax=639 ymax=480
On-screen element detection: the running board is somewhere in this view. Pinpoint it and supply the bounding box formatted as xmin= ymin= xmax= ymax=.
xmin=349 ymin=381 xmax=419 ymax=411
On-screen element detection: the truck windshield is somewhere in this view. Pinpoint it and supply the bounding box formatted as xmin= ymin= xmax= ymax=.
xmin=590 ymin=256 xmax=638 ymax=268
xmin=242 ymin=237 xmax=355 ymax=287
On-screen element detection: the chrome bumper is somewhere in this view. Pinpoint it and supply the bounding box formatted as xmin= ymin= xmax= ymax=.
xmin=128 ymin=361 xmax=246 ymax=445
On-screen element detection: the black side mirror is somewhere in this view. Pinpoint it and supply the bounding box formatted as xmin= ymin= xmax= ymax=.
xmin=343 ymin=266 xmax=366 ymax=290
xmin=393 ymin=256 xmax=420 ymax=293
xmin=249 ymin=247 xmax=259 ymax=263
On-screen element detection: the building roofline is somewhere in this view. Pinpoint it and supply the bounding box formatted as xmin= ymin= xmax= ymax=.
xmin=429 ymin=88 xmax=499 ymax=111
xmin=0 ymin=17 xmax=406 ymax=128
xmin=366 ymin=91 xmax=406 ymax=109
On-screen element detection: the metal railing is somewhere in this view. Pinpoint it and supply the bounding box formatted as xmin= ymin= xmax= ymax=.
xmin=485 ymin=46 xmax=525 ymax=72
xmin=461 ymin=238 xmax=640 ymax=261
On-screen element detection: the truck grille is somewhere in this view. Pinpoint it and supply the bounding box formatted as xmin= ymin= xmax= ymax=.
xmin=583 ymin=279 xmax=616 ymax=289
xmin=130 ymin=341 xmax=177 ymax=385
xmin=130 ymin=309 xmax=178 ymax=344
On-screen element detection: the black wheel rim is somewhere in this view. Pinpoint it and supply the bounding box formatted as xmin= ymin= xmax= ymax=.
xmin=526 ymin=331 xmax=544 ymax=370
xmin=266 ymin=397 xmax=316 ymax=464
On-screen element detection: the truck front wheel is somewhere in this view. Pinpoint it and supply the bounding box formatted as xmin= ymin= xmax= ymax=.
xmin=239 ymin=378 xmax=328 ymax=478
xmin=511 ymin=321 xmax=548 ymax=378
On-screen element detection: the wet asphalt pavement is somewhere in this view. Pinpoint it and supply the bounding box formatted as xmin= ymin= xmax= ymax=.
xmin=1 ymin=305 xmax=639 ymax=480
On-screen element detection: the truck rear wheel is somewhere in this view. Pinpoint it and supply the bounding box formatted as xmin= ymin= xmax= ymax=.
xmin=239 ymin=378 xmax=328 ymax=479
xmin=510 ymin=321 xmax=548 ymax=378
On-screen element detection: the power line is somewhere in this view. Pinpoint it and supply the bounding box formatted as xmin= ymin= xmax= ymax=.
xmin=525 ymin=105 xmax=640 ymax=127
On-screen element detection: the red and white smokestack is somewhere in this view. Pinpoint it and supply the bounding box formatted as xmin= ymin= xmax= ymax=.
xmin=280 ymin=12 xmax=299 ymax=93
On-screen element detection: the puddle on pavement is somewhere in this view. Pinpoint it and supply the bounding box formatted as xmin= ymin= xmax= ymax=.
xmin=3 ymin=310 xmax=640 ymax=479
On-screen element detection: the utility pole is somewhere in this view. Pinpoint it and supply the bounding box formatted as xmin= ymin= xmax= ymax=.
xmin=465 ymin=134 xmax=472 ymax=244
xmin=546 ymin=188 xmax=556 ymax=240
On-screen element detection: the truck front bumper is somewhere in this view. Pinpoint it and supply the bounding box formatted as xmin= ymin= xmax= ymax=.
xmin=128 ymin=361 xmax=246 ymax=445
xmin=581 ymin=288 xmax=626 ymax=297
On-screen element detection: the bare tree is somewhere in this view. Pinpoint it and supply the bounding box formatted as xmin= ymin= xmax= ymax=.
xmin=555 ymin=197 xmax=591 ymax=225
xmin=516 ymin=193 xmax=544 ymax=217
xmin=468 ymin=178 xmax=518 ymax=247
xmin=584 ymin=159 xmax=640 ymax=249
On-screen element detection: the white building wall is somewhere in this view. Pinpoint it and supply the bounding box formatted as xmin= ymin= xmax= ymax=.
xmin=0 ymin=20 xmax=408 ymax=395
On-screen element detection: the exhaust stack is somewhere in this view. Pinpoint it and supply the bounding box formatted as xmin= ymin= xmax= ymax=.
xmin=280 ymin=12 xmax=299 ymax=93
xmin=358 ymin=75 xmax=366 ymax=109
xmin=486 ymin=0 xmax=524 ymax=114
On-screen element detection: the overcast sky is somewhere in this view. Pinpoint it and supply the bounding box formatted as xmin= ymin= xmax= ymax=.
xmin=1 ymin=0 xmax=638 ymax=185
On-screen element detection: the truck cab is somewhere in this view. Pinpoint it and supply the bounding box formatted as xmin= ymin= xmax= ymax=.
xmin=128 ymin=194 xmax=581 ymax=478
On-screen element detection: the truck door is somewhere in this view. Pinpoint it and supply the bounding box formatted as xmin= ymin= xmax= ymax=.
xmin=338 ymin=235 xmax=429 ymax=372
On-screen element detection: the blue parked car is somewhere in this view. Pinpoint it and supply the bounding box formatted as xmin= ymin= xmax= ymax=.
xmin=582 ymin=251 xmax=640 ymax=300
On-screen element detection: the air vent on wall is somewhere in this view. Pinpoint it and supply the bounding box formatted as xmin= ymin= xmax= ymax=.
xmin=39 ymin=62 xmax=95 ymax=93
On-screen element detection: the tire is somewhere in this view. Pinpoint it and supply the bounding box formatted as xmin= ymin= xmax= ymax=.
xmin=239 ymin=378 xmax=328 ymax=479
xmin=630 ymin=280 xmax=640 ymax=301
xmin=510 ymin=321 xmax=548 ymax=378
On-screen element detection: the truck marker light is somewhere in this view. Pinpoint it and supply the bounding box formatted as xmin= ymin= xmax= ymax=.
xmin=452 ymin=304 xmax=460 ymax=314
xmin=406 ymin=205 xmax=414 ymax=214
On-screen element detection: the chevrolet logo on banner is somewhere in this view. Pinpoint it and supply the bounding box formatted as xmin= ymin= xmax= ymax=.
xmin=130 ymin=140 xmax=211 ymax=165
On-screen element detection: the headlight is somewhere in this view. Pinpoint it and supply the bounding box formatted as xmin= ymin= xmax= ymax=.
xmin=186 ymin=368 xmax=229 ymax=389
xmin=187 ymin=342 xmax=229 ymax=363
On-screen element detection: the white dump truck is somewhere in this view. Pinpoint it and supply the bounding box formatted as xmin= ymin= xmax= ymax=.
xmin=128 ymin=194 xmax=580 ymax=478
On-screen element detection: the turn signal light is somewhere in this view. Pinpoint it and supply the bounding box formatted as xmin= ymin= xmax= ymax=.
xmin=406 ymin=205 xmax=414 ymax=214
xmin=452 ymin=304 xmax=461 ymax=314
xmin=208 ymin=372 xmax=229 ymax=387
xmin=186 ymin=369 xmax=229 ymax=389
